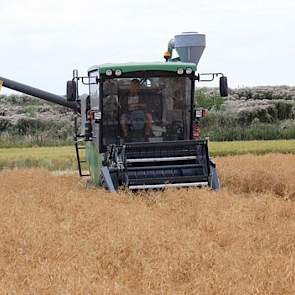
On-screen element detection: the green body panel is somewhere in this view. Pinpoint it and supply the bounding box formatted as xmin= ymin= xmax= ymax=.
xmin=86 ymin=141 xmax=101 ymax=186
xmin=88 ymin=62 xmax=197 ymax=74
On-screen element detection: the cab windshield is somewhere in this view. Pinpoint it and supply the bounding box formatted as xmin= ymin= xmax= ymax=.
xmin=101 ymin=75 xmax=192 ymax=145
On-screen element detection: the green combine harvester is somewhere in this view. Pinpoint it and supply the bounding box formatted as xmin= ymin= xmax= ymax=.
xmin=0 ymin=32 xmax=228 ymax=191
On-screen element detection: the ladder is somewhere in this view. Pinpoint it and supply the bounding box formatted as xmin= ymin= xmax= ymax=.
xmin=73 ymin=115 xmax=90 ymax=177
xmin=75 ymin=138 xmax=90 ymax=177
xmin=73 ymin=114 xmax=91 ymax=177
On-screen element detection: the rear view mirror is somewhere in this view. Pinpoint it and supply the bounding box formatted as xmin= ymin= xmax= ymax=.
xmin=219 ymin=76 xmax=228 ymax=97
xmin=66 ymin=80 xmax=77 ymax=101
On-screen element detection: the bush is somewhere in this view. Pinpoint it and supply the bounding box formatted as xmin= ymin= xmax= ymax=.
xmin=275 ymin=101 xmax=294 ymax=120
xmin=0 ymin=118 xmax=12 ymax=132
xmin=195 ymin=90 xmax=224 ymax=111
xmin=0 ymin=118 xmax=73 ymax=147
xmin=200 ymin=111 xmax=295 ymax=141
xmin=230 ymin=86 xmax=295 ymax=101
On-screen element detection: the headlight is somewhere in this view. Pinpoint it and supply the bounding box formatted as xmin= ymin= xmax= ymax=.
xmin=115 ymin=69 xmax=122 ymax=76
xmin=186 ymin=68 xmax=193 ymax=74
xmin=106 ymin=69 xmax=112 ymax=76
xmin=177 ymin=68 xmax=184 ymax=75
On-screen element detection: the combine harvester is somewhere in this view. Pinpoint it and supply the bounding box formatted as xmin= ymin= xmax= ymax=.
xmin=0 ymin=32 xmax=228 ymax=191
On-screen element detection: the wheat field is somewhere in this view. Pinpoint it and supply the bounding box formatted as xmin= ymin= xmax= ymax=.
xmin=0 ymin=154 xmax=295 ymax=294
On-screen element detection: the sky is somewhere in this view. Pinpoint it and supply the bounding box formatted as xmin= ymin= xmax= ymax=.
xmin=1 ymin=0 xmax=295 ymax=95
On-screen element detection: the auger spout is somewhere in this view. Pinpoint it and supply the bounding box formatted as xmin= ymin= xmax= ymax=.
xmin=0 ymin=76 xmax=78 ymax=111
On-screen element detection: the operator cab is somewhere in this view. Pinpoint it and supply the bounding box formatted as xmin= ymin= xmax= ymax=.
xmin=86 ymin=61 xmax=227 ymax=153
xmin=100 ymin=71 xmax=193 ymax=147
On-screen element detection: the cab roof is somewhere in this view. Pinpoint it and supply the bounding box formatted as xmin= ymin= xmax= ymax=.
xmin=88 ymin=62 xmax=197 ymax=75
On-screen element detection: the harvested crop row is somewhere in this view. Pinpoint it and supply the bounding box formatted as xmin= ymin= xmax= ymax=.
xmin=0 ymin=154 xmax=294 ymax=294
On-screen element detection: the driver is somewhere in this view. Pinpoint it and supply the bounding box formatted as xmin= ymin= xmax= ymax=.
xmin=120 ymin=79 xmax=152 ymax=138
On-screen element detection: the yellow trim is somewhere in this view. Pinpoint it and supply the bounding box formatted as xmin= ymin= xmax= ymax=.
xmin=0 ymin=80 xmax=3 ymax=93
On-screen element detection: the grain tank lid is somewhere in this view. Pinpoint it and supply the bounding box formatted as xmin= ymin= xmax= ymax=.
xmin=174 ymin=32 xmax=206 ymax=65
